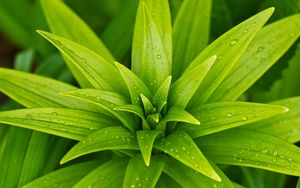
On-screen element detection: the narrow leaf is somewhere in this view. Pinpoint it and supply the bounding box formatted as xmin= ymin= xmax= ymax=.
xmin=185 ymin=8 xmax=274 ymax=107
xmin=73 ymin=158 xmax=128 ymax=188
xmin=38 ymin=31 xmax=128 ymax=97
xmin=152 ymin=76 xmax=172 ymax=109
xmin=209 ymin=13 xmax=300 ymax=102
xmin=154 ymin=130 xmax=221 ymax=181
xmin=156 ymin=173 xmax=181 ymax=188
xmin=132 ymin=1 xmax=172 ymax=93
xmin=40 ymin=0 xmax=113 ymax=60
xmin=40 ymin=0 xmax=114 ymax=88
xmin=123 ymin=154 xmax=166 ymax=188
xmin=163 ymin=107 xmax=200 ymax=125
xmin=169 ymin=56 xmax=216 ymax=108
xmin=61 ymin=126 xmax=139 ymax=164
xmin=164 ymin=157 xmax=234 ymax=188
xmin=0 ymin=108 xmax=119 ymax=141
xmin=14 ymin=49 xmax=34 ymax=72
xmin=137 ymin=130 xmax=163 ymax=165
xmin=172 ymin=0 xmax=212 ymax=78
xmin=0 ymin=68 xmax=103 ymax=113
xmin=61 ymin=89 xmax=138 ymax=132
xmin=115 ymin=62 xmax=152 ymax=105
xmin=248 ymin=97 xmax=300 ymax=143
xmin=182 ymin=102 xmax=288 ymax=138
xmin=140 ymin=94 xmax=156 ymax=115
xmin=197 ymin=129 xmax=300 ymax=176
xmin=23 ymin=161 xmax=100 ymax=188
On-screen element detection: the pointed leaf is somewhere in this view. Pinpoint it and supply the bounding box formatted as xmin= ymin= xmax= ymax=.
xmin=123 ymin=154 xmax=166 ymax=188
xmin=0 ymin=68 xmax=105 ymax=114
xmin=38 ymin=31 xmax=128 ymax=97
xmin=152 ymin=76 xmax=172 ymax=109
xmin=61 ymin=89 xmax=138 ymax=132
xmin=185 ymin=8 xmax=274 ymax=107
xmin=61 ymin=126 xmax=139 ymax=164
xmin=22 ymin=161 xmax=100 ymax=188
xmin=163 ymin=107 xmax=200 ymax=125
xmin=209 ymin=13 xmax=300 ymax=102
xmin=73 ymin=158 xmax=128 ymax=188
xmin=141 ymin=94 xmax=156 ymax=115
xmin=197 ymin=129 xmax=300 ymax=176
xmin=132 ymin=1 xmax=172 ymax=93
xmin=169 ymin=56 xmax=216 ymax=108
xmin=137 ymin=130 xmax=163 ymax=165
xmin=172 ymin=0 xmax=212 ymax=78
xmin=182 ymin=102 xmax=288 ymax=138
xmin=248 ymin=97 xmax=300 ymax=143
xmin=164 ymin=157 xmax=234 ymax=188
xmin=40 ymin=0 xmax=114 ymax=88
xmin=154 ymin=130 xmax=221 ymax=181
xmin=0 ymin=108 xmax=119 ymax=141
xmin=40 ymin=0 xmax=113 ymax=60
xmin=114 ymin=104 xmax=151 ymax=130
xmin=115 ymin=62 xmax=152 ymax=105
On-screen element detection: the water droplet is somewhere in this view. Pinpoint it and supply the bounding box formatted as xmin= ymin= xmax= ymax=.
xmin=251 ymin=21 xmax=257 ymax=26
xmin=51 ymin=112 xmax=58 ymax=116
xmin=241 ymin=116 xmax=248 ymax=121
xmin=217 ymin=55 xmax=222 ymax=60
xmin=243 ymin=29 xmax=249 ymax=34
xmin=182 ymin=147 xmax=186 ymax=151
xmin=194 ymin=164 xmax=199 ymax=168
xmin=156 ymin=54 xmax=161 ymax=59
xmin=26 ymin=114 xmax=32 ymax=119
xmin=136 ymin=177 xmax=140 ymax=181
xmin=290 ymin=32 xmax=296 ymax=37
xmin=251 ymin=110 xmax=256 ymax=114
xmin=227 ymin=113 xmax=233 ymax=117
xmin=257 ymin=46 xmax=264 ymax=52
xmin=230 ymin=39 xmax=238 ymax=46
xmin=261 ymin=148 xmax=268 ymax=153
xmin=130 ymin=185 xmax=136 ymax=188
xmin=273 ymin=151 xmax=278 ymax=156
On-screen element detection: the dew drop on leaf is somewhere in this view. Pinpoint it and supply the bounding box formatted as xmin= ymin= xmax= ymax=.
xmin=257 ymin=46 xmax=264 ymax=52
xmin=156 ymin=54 xmax=161 ymax=59
xmin=51 ymin=112 xmax=58 ymax=116
xmin=227 ymin=113 xmax=233 ymax=117
xmin=230 ymin=39 xmax=238 ymax=46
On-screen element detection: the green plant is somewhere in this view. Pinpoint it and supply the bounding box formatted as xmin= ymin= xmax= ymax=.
xmin=1 ymin=0 xmax=300 ymax=187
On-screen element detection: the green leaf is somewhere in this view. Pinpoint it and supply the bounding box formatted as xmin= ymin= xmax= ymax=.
xmin=61 ymin=89 xmax=138 ymax=132
xmin=182 ymin=102 xmax=288 ymax=138
xmin=197 ymin=128 xmax=300 ymax=176
xmin=17 ymin=132 xmax=51 ymax=186
xmin=172 ymin=0 xmax=212 ymax=78
xmin=137 ymin=130 xmax=163 ymax=166
xmin=102 ymin=0 xmax=138 ymax=60
xmin=152 ymin=76 xmax=172 ymax=109
xmin=209 ymin=13 xmax=300 ymax=102
xmin=154 ymin=130 xmax=221 ymax=181
xmin=14 ymin=49 xmax=34 ymax=72
xmin=163 ymin=107 xmax=200 ymax=125
xmin=132 ymin=0 xmax=172 ymax=93
xmin=156 ymin=173 xmax=181 ymax=188
xmin=164 ymin=157 xmax=235 ymax=188
xmin=40 ymin=0 xmax=114 ymax=88
xmin=40 ymin=0 xmax=113 ymax=61
xmin=114 ymin=104 xmax=151 ymax=130
xmin=185 ymin=8 xmax=274 ymax=107
xmin=61 ymin=126 xmax=139 ymax=164
xmin=115 ymin=62 xmax=152 ymax=105
xmin=0 ymin=68 xmax=103 ymax=113
xmin=73 ymin=158 xmax=129 ymax=188
xmin=248 ymin=97 xmax=300 ymax=143
xmin=169 ymin=56 xmax=216 ymax=108
xmin=297 ymin=178 xmax=300 ymax=188
xmin=123 ymin=154 xmax=166 ymax=188
xmin=140 ymin=94 xmax=156 ymax=115
xmin=0 ymin=108 xmax=119 ymax=141
xmin=0 ymin=127 xmax=31 ymax=188
xmin=22 ymin=161 xmax=100 ymax=188
xmin=38 ymin=31 xmax=128 ymax=97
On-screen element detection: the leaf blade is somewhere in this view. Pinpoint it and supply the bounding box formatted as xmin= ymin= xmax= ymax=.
xmin=185 ymin=8 xmax=274 ymax=107
xmin=61 ymin=126 xmax=139 ymax=164
xmin=123 ymin=154 xmax=166 ymax=188
xmin=197 ymin=128 xmax=300 ymax=176
xmin=154 ymin=130 xmax=221 ymax=181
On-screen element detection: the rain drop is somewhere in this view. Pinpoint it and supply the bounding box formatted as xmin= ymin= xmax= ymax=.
xmin=251 ymin=21 xmax=257 ymax=26
xmin=227 ymin=113 xmax=233 ymax=117
xmin=243 ymin=29 xmax=249 ymax=34
xmin=156 ymin=54 xmax=161 ymax=59
xmin=26 ymin=114 xmax=32 ymax=119
xmin=290 ymin=32 xmax=296 ymax=37
xmin=261 ymin=149 xmax=268 ymax=154
xmin=241 ymin=116 xmax=248 ymax=121
xmin=257 ymin=46 xmax=264 ymax=52
xmin=230 ymin=39 xmax=238 ymax=46
xmin=51 ymin=112 xmax=58 ymax=116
